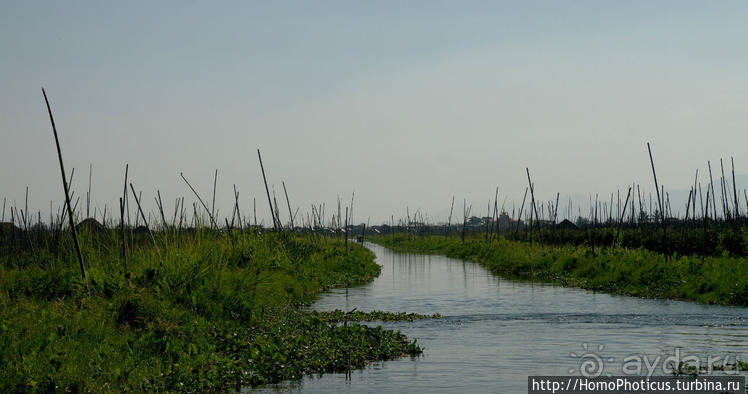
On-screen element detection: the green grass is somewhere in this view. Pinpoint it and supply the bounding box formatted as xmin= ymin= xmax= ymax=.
xmin=371 ymin=234 xmax=748 ymax=306
xmin=0 ymin=230 xmax=425 ymax=392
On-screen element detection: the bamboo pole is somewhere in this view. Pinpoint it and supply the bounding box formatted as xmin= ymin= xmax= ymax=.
xmin=129 ymin=183 xmax=159 ymax=251
xmin=156 ymin=190 xmax=168 ymax=231
xmin=461 ymin=199 xmax=468 ymax=243
xmin=525 ymin=168 xmax=538 ymax=242
xmin=344 ymin=206 xmax=349 ymax=253
xmin=211 ymin=169 xmax=218 ymax=223
xmin=731 ymin=157 xmax=739 ymax=218
xmin=42 ymin=88 xmax=87 ymax=284
xmin=87 ymin=163 xmax=92 ymax=218
xmin=484 ymin=199 xmax=491 ymax=242
xmin=282 ymin=181 xmax=294 ymax=230
xmin=708 ymin=161 xmax=718 ymax=220
xmin=446 ymin=196 xmax=454 ymax=238
xmin=613 ymin=187 xmax=632 ymax=247
xmin=349 ymin=191 xmax=355 ymax=232
xmin=257 ymin=149 xmax=278 ymax=231
xmin=180 ymin=172 xmax=219 ymax=230
xmin=489 ymin=188 xmax=498 ymax=241
xmin=553 ymin=192 xmax=560 ymax=227
xmin=698 ymin=183 xmax=704 ymax=219
xmin=172 ymin=197 xmax=180 ymax=229
xmin=122 ymin=164 xmax=130 ymax=242
xmin=720 ymin=158 xmax=729 ymax=219
xmin=647 ymin=142 xmax=666 ymax=235
xmin=233 ymin=185 xmax=242 ymax=229
xmin=692 ymin=170 xmax=699 ymax=222
xmin=119 ymin=197 xmax=127 ymax=272
xmin=20 ymin=188 xmax=39 ymax=265
xmin=514 ymin=187 xmax=528 ymax=237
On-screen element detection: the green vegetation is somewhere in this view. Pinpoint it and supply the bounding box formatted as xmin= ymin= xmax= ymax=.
xmin=0 ymin=228 xmax=425 ymax=392
xmin=371 ymin=234 xmax=748 ymax=306
xmin=312 ymin=310 xmax=443 ymax=322
xmin=507 ymin=224 xmax=748 ymax=257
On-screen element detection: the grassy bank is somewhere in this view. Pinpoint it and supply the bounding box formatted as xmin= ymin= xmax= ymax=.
xmin=0 ymin=229 xmax=424 ymax=392
xmin=370 ymin=234 xmax=748 ymax=306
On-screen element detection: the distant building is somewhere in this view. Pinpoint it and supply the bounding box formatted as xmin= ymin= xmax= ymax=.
xmin=0 ymin=222 xmax=19 ymax=233
xmin=556 ymin=219 xmax=578 ymax=230
xmin=495 ymin=211 xmax=519 ymax=231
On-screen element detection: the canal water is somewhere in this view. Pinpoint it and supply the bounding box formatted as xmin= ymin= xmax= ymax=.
xmin=259 ymin=242 xmax=747 ymax=393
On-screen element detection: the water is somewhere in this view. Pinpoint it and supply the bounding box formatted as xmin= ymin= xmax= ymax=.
xmin=259 ymin=243 xmax=747 ymax=393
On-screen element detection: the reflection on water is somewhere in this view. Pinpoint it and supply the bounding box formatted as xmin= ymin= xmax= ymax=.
xmin=257 ymin=243 xmax=747 ymax=393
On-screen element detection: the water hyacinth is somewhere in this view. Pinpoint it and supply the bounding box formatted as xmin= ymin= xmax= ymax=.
xmin=0 ymin=230 xmax=428 ymax=391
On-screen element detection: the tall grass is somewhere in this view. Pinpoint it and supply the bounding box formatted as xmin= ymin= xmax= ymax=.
xmin=0 ymin=228 xmax=421 ymax=391
xmin=372 ymin=234 xmax=748 ymax=306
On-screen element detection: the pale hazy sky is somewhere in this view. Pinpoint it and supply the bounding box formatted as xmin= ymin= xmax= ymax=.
xmin=3 ymin=1 xmax=748 ymax=225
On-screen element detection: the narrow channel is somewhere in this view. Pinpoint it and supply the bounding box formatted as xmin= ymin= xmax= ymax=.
xmin=263 ymin=242 xmax=747 ymax=393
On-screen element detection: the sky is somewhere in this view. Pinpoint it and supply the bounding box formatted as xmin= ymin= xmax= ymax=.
xmin=3 ymin=1 xmax=748 ymax=225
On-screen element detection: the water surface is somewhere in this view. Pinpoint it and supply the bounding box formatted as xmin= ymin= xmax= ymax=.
xmin=260 ymin=242 xmax=747 ymax=392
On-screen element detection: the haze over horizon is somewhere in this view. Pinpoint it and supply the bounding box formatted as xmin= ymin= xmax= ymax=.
xmin=4 ymin=1 xmax=748 ymax=225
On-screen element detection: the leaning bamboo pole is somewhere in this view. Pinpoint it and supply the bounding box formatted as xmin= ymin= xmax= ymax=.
xmin=446 ymin=196 xmax=454 ymax=238
xmin=129 ymin=183 xmax=159 ymax=252
xmin=647 ymin=142 xmax=666 ymax=236
xmin=42 ymin=88 xmax=87 ymax=284
xmin=257 ymin=149 xmax=278 ymax=231
xmin=613 ymin=187 xmax=631 ymax=247
xmin=282 ymin=181 xmax=294 ymax=230
xmin=180 ymin=172 xmax=219 ymax=230
xmin=731 ymin=157 xmax=739 ymax=219
xmin=119 ymin=197 xmax=127 ymax=271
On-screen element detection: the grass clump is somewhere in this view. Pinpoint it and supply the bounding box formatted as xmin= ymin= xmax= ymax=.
xmin=0 ymin=230 xmax=422 ymax=391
